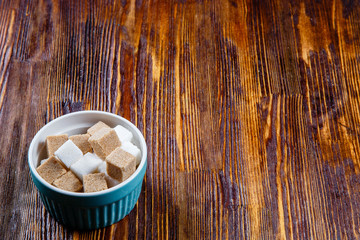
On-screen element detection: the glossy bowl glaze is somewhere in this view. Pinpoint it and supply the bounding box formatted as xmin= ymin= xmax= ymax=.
xmin=28 ymin=111 xmax=147 ymax=230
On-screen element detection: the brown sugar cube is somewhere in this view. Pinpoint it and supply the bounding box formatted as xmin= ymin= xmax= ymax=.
xmin=88 ymin=128 xmax=121 ymax=159
xmin=106 ymin=147 xmax=136 ymax=182
xmin=69 ymin=134 xmax=92 ymax=154
xmin=46 ymin=134 xmax=68 ymax=157
xmin=53 ymin=171 xmax=83 ymax=192
xmin=87 ymin=121 xmax=110 ymax=136
xmin=83 ymin=173 xmax=108 ymax=193
xmin=36 ymin=156 xmax=67 ymax=184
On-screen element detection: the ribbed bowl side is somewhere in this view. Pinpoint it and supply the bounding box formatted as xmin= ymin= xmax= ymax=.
xmin=39 ymin=181 xmax=143 ymax=230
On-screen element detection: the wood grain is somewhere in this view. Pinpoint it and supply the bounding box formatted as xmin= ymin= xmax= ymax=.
xmin=1 ymin=0 xmax=360 ymax=239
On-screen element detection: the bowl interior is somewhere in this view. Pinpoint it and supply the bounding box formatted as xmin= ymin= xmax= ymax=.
xmin=28 ymin=111 xmax=147 ymax=197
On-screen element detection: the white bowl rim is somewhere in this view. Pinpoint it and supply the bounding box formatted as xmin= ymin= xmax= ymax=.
xmin=28 ymin=110 xmax=147 ymax=197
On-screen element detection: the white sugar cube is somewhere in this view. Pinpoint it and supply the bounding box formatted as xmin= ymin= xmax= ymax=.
xmin=120 ymin=141 xmax=141 ymax=166
xmin=106 ymin=175 xmax=120 ymax=187
xmin=70 ymin=153 xmax=103 ymax=181
xmin=55 ymin=140 xmax=83 ymax=168
xmin=97 ymin=161 xmax=120 ymax=187
xmin=98 ymin=161 xmax=107 ymax=173
xmin=40 ymin=159 xmax=47 ymax=165
xmin=114 ymin=125 xmax=133 ymax=143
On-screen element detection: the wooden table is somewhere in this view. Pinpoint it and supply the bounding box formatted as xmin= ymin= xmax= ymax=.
xmin=1 ymin=0 xmax=360 ymax=239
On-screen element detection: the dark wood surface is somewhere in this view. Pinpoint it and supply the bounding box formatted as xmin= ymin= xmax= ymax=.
xmin=1 ymin=0 xmax=360 ymax=239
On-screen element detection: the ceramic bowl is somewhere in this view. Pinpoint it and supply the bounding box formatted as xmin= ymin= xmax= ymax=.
xmin=28 ymin=111 xmax=147 ymax=230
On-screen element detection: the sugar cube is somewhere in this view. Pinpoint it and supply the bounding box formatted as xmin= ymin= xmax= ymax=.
xmin=69 ymin=134 xmax=92 ymax=154
xmin=120 ymin=141 xmax=141 ymax=166
xmin=70 ymin=153 xmax=103 ymax=181
xmin=97 ymin=161 xmax=121 ymax=187
xmin=53 ymin=171 xmax=83 ymax=192
xmin=88 ymin=128 xmax=121 ymax=159
xmin=87 ymin=121 xmax=110 ymax=136
xmin=54 ymin=140 xmax=83 ymax=168
xmin=46 ymin=134 xmax=68 ymax=157
xmin=36 ymin=156 xmax=67 ymax=184
xmin=114 ymin=125 xmax=133 ymax=143
xmin=105 ymin=175 xmax=120 ymax=188
xmin=106 ymin=147 xmax=136 ymax=182
xmin=98 ymin=161 xmax=107 ymax=173
xmin=83 ymin=173 xmax=108 ymax=193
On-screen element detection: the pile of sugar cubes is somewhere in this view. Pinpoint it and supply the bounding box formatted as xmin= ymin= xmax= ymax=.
xmin=36 ymin=121 xmax=141 ymax=193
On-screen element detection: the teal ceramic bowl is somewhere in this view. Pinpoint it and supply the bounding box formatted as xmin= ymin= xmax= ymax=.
xmin=28 ymin=111 xmax=147 ymax=230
